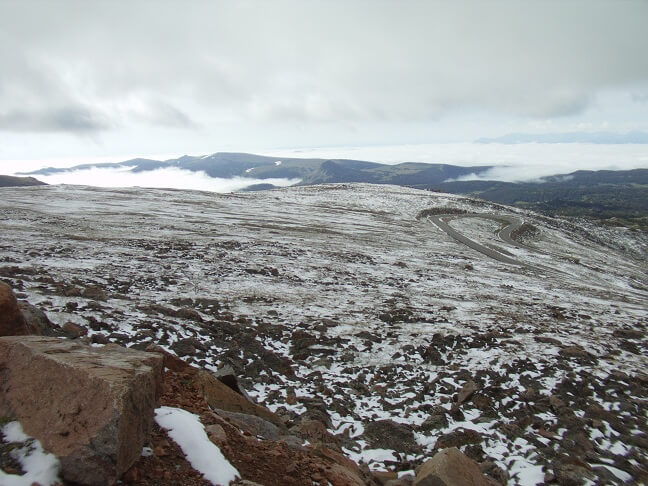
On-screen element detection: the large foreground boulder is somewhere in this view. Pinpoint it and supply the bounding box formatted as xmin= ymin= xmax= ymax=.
xmin=0 ymin=336 xmax=164 ymax=485
xmin=0 ymin=281 xmax=38 ymax=336
xmin=414 ymin=447 xmax=491 ymax=486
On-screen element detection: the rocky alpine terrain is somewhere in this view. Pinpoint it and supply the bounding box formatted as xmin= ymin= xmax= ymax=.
xmin=1 ymin=182 xmax=647 ymax=485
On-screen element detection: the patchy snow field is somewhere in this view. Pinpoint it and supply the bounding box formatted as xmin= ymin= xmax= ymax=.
xmin=0 ymin=183 xmax=646 ymax=485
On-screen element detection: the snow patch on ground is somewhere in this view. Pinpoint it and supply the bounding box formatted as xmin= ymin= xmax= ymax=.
xmin=0 ymin=421 xmax=60 ymax=486
xmin=155 ymin=407 xmax=239 ymax=486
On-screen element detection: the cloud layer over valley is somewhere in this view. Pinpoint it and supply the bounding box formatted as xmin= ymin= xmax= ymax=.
xmin=36 ymin=167 xmax=300 ymax=193
xmin=1 ymin=1 xmax=648 ymax=167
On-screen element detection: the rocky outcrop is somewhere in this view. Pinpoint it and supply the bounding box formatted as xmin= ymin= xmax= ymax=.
xmin=414 ymin=447 xmax=491 ymax=486
xmin=0 ymin=336 xmax=164 ymax=485
xmin=126 ymin=360 xmax=375 ymax=486
xmin=457 ymin=380 xmax=479 ymax=404
xmin=419 ymin=406 xmax=449 ymax=431
xmin=216 ymin=409 xmax=283 ymax=441
xmin=291 ymin=418 xmax=340 ymax=451
xmin=62 ymin=321 xmax=88 ymax=338
xmin=310 ymin=444 xmax=367 ymax=486
xmin=435 ymin=428 xmax=483 ymax=450
xmin=145 ymin=343 xmax=194 ymax=372
xmin=193 ymin=369 xmax=285 ymax=429
xmin=0 ymin=282 xmax=38 ymax=336
xmin=17 ymin=300 xmax=61 ymax=336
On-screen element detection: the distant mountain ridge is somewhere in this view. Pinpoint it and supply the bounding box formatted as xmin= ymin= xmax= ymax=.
xmin=22 ymin=152 xmax=493 ymax=187
xmin=0 ymin=175 xmax=46 ymax=187
xmin=19 ymin=152 xmax=648 ymax=228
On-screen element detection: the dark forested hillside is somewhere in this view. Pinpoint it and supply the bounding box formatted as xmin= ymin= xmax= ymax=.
xmin=0 ymin=175 xmax=46 ymax=187
xmin=438 ymin=169 xmax=648 ymax=229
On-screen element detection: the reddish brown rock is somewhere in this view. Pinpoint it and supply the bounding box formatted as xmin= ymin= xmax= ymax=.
xmin=553 ymin=461 xmax=595 ymax=485
xmin=0 ymin=282 xmax=37 ymax=336
xmin=81 ymin=284 xmax=108 ymax=301
xmin=175 ymin=307 xmax=203 ymax=322
xmin=145 ymin=343 xmax=193 ymax=372
xmin=205 ymin=423 xmax=228 ymax=444
xmin=538 ymin=428 xmax=559 ymax=440
xmin=127 ymin=364 xmax=375 ymax=486
xmin=193 ymin=369 xmax=285 ymax=429
xmin=435 ymin=428 xmax=483 ymax=449
xmin=311 ymin=444 xmax=367 ymax=486
xmin=559 ymin=345 xmax=596 ymax=362
xmin=291 ymin=419 xmax=340 ymax=450
xmin=457 ymin=380 xmax=479 ymax=404
xmin=62 ymin=321 xmax=88 ymax=338
xmin=414 ymin=447 xmax=491 ymax=486
xmin=286 ymin=388 xmax=297 ymax=405
xmin=0 ymin=336 xmax=164 ymax=486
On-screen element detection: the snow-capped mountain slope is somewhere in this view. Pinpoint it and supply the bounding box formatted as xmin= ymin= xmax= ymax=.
xmin=0 ymin=183 xmax=646 ymax=485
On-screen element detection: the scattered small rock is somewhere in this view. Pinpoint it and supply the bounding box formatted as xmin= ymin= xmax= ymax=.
xmin=170 ymin=337 xmax=204 ymax=357
xmin=435 ymin=429 xmax=483 ymax=449
xmin=62 ymin=321 xmax=88 ymax=339
xmin=364 ymin=419 xmax=420 ymax=455
xmin=457 ymin=380 xmax=479 ymax=404
xmin=553 ymin=461 xmax=595 ymax=486
xmin=419 ymin=406 xmax=449 ymax=431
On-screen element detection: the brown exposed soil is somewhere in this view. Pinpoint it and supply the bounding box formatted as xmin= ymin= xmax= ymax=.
xmin=124 ymin=365 xmax=372 ymax=486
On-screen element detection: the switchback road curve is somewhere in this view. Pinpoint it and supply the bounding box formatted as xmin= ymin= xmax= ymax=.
xmin=427 ymin=213 xmax=541 ymax=270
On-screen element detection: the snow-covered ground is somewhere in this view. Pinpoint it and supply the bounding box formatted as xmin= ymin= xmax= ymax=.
xmin=0 ymin=183 xmax=646 ymax=485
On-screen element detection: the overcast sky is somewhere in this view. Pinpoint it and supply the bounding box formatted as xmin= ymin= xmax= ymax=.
xmin=2 ymin=0 xmax=648 ymax=172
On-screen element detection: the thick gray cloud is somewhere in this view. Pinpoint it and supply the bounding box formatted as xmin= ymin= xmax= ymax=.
xmin=0 ymin=0 xmax=647 ymax=137
xmin=0 ymin=106 xmax=108 ymax=132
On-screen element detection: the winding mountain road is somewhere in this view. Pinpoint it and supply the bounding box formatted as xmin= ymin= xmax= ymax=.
xmin=427 ymin=213 xmax=540 ymax=269
xmin=427 ymin=213 xmax=648 ymax=303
